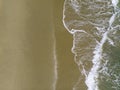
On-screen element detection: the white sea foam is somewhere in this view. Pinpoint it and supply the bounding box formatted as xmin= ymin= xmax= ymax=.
xmin=109 ymin=13 xmax=116 ymax=26
xmin=112 ymin=0 xmax=119 ymax=7
xmin=85 ymin=0 xmax=118 ymax=90
xmin=52 ymin=42 xmax=58 ymax=90
xmin=62 ymin=0 xmax=73 ymax=34
xmin=52 ymin=26 xmax=58 ymax=90
xmin=62 ymin=0 xmax=119 ymax=90
xmin=85 ymin=31 xmax=108 ymax=90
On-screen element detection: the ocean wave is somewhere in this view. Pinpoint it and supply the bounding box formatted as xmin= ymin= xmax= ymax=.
xmin=63 ymin=0 xmax=120 ymax=90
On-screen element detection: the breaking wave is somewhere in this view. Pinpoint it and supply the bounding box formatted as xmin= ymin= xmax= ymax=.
xmin=63 ymin=0 xmax=120 ymax=90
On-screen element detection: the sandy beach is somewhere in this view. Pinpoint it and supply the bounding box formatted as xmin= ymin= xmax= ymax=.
xmin=0 ymin=0 xmax=55 ymax=90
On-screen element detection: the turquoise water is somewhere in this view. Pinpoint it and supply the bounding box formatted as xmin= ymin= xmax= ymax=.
xmin=63 ymin=0 xmax=120 ymax=90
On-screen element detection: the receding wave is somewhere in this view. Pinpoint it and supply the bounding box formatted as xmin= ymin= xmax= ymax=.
xmin=63 ymin=0 xmax=120 ymax=90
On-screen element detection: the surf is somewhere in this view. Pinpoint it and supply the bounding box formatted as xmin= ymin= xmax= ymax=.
xmin=63 ymin=0 xmax=120 ymax=90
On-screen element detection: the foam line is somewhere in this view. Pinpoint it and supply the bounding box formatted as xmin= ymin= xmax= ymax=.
xmin=85 ymin=1 xmax=118 ymax=90
xmin=52 ymin=23 xmax=58 ymax=90
xmin=62 ymin=0 xmax=119 ymax=90
xmin=62 ymin=0 xmax=73 ymax=34
xmin=53 ymin=43 xmax=58 ymax=90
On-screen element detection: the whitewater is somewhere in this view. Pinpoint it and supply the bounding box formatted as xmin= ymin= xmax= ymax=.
xmin=63 ymin=0 xmax=120 ymax=90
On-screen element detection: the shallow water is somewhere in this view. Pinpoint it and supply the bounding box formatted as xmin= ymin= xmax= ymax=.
xmin=63 ymin=0 xmax=120 ymax=90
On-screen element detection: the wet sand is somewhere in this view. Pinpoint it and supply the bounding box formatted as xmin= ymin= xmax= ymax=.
xmin=53 ymin=0 xmax=80 ymax=90
xmin=0 ymin=0 xmax=81 ymax=90
xmin=0 ymin=0 xmax=55 ymax=90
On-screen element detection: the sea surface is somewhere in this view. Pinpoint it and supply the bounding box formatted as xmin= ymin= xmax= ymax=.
xmin=0 ymin=0 xmax=120 ymax=90
xmin=62 ymin=0 xmax=120 ymax=90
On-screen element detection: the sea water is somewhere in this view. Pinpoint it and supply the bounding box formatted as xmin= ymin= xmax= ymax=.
xmin=63 ymin=0 xmax=120 ymax=90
